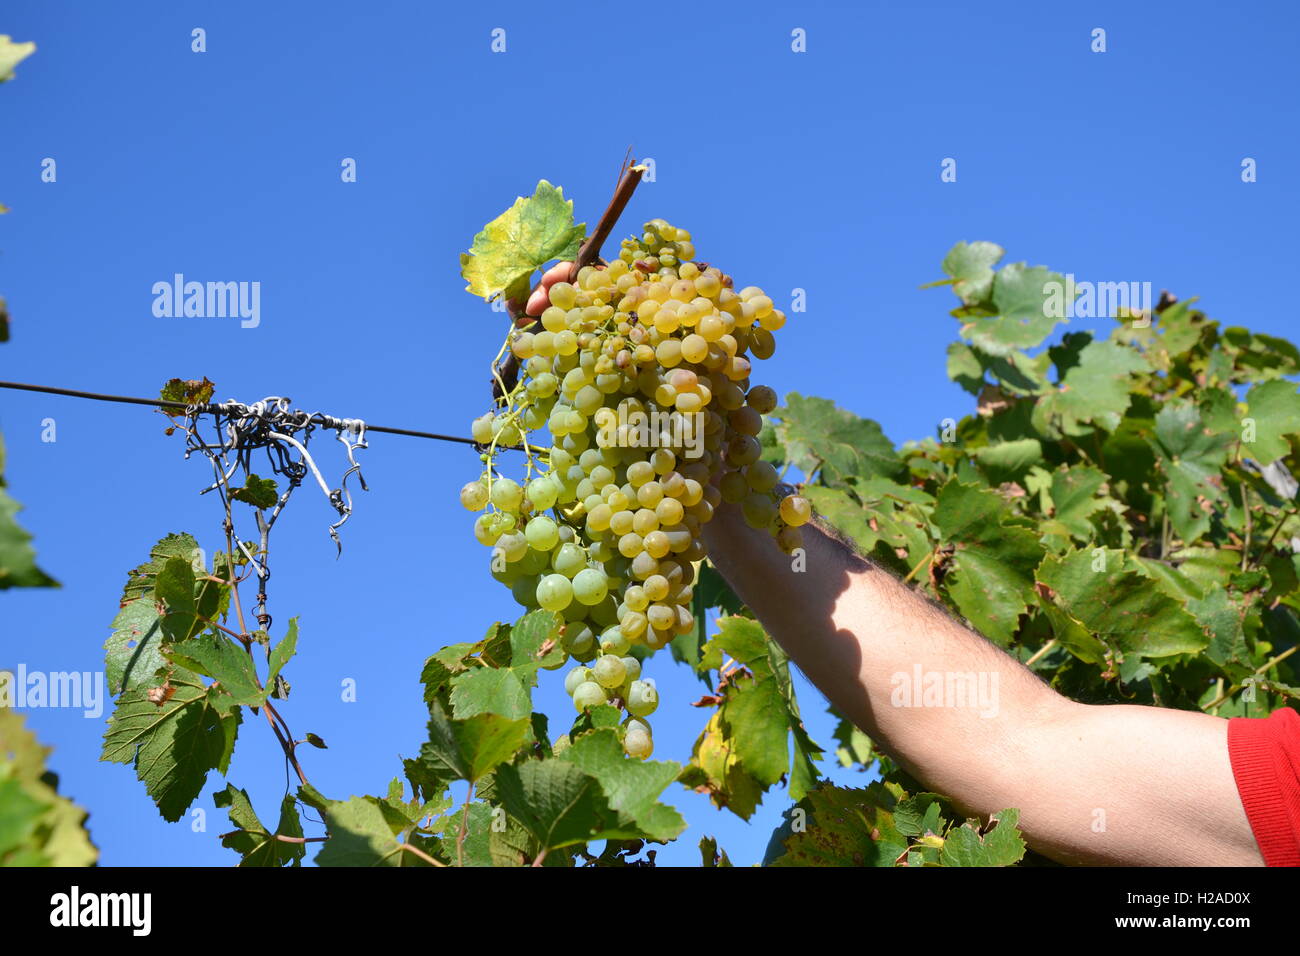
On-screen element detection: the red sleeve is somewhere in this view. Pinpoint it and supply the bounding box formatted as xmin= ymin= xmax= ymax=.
xmin=1228 ymin=707 xmax=1300 ymax=866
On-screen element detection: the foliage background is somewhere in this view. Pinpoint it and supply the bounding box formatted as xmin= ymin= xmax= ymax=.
xmin=1 ymin=0 xmax=1298 ymax=865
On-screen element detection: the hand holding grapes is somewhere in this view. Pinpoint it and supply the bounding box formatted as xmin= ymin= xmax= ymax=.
xmin=462 ymin=220 xmax=811 ymax=759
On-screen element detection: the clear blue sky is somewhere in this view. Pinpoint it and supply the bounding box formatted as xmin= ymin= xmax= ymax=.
xmin=2 ymin=0 xmax=1296 ymax=867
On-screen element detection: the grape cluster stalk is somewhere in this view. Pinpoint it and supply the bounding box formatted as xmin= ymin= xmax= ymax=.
xmin=460 ymin=219 xmax=810 ymax=759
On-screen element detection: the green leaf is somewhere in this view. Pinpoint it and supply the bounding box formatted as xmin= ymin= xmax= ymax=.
xmin=460 ymin=180 xmax=586 ymax=305
xmin=941 ymin=241 xmax=1004 ymax=307
xmin=104 ymin=599 xmax=165 ymax=695
xmin=1037 ymin=549 xmax=1208 ymax=659
xmin=960 ymin=262 xmax=1067 ymax=357
xmin=493 ymin=757 xmax=636 ymax=853
xmin=1152 ymin=401 xmax=1234 ymax=543
xmin=767 ymin=783 xmax=909 ymax=867
xmin=972 ymin=438 xmax=1042 ymax=484
xmin=776 ymin=393 xmax=903 ymax=485
xmin=680 ymin=710 xmax=765 ymax=820
xmin=420 ymin=700 xmax=529 ymax=783
xmin=230 ymin=474 xmax=279 ymax=510
xmin=558 ymin=730 xmax=686 ymax=843
xmin=268 ymin=619 xmax=297 ymax=685
xmin=1242 ymin=379 xmax=1300 ymax=465
xmin=703 ymin=617 xmax=790 ymax=786
xmin=165 ymin=633 xmax=267 ymax=707
xmin=0 ymin=433 xmax=57 ymax=589
xmin=120 ymin=532 xmax=203 ymax=604
xmin=933 ymin=479 xmax=1044 ymax=644
xmin=213 ymin=786 xmax=304 ymax=867
xmin=0 ymin=709 xmax=97 ymax=866
xmin=315 ymin=796 xmax=408 ymax=867
xmin=100 ymin=667 xmax=241 ymax=822
xmin=1037 ymin=340 xmax=1149 ymax=435
xmin=939 ymin=808 xmax=1026 ymax=866
xmin=0 ymin=36 xmax=36 ymax=83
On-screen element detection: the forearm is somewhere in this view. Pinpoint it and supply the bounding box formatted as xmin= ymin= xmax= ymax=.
xmin=702 ymin=503 xmax=1068 ymax=798
xmin=701 ymin=503 xmax=1262 ymax=865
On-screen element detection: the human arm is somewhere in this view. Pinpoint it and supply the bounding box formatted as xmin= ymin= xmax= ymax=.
xmin=702 ymin=502 xmax=1264 ymax=866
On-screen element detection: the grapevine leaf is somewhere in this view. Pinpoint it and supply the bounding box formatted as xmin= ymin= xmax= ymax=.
xmin=971 ymin=438 xmax=1042 ymax=484
xmin=0 ymin=36 xmax=36 ymax=83
xmin=776 ymin=393 xmax=903 ymax=485
xmin=213 ymin=786 xmax=304 ymax=867
xmin=120 ymin=532 xmax=202 ymax=605
xmin=1242 ymin=379 xmax=1300 ymax=465
xmin=449 ymin=666 xmax=532 ymax=721
xmin=703 ymin=617 xmax=789 ymax=786
xmin=492 ymin=757 xmax=632 ymax=852
xmin=766 ymin=782 xmax=909 ymax=867
xmin=315 ymin=796 xmax=408 ymax=867
xmin=460 ymin=180 xmax=586 ymax=305
xmin=420 ymin=699 xmax=529 ymax=783
xmin=105 ymin=599 xmax=166 ymax=695
xmin=230 ymin=474 xmax=279 ymax=510
xmin=165 ymin=633 xmax=267 ymax=707
xmin=939 ymin=808 xmax=1026 ymax=866
xmin=0 ymin=709 xmax=97 ymax=866
xmin=960 ymin=263 xmax=1067 ymax=357
xmin=1036 ymin=549 xmax=1207 ymax=659
xmin=1037 ymin=340 xmax=1149 ymax=435
xmin=680 ymin=710 xmax=764 ymax=820
xmin=268 ymin=619 xmax=298 ymax=685
xmin=933 ymin=480 xmax=1044 ymax=644
xmin=1151 ymin=401 xmax=1234 ymax=543
xmin=0 ymin=434 xmax=57 ymax=588
xmin=100 ymin=667 xmax=241 ymax=822
xmin=558 ymin=730 xmax=686 ymax=842
xmin=699 ymin=835 xmax=734 ymax=867
xmin=941 ymin=240 xmax=1004 ymax=307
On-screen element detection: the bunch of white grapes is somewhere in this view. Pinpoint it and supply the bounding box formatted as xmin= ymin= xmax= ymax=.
xmin=460 ymin=220 xmax=811 ymax=760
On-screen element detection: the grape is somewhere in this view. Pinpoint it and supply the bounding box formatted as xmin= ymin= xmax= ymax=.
xmin=525 ymin=515 xmax=560 ymax=551
xmin=592 ymin=654 xmax=627 ymax=688
xmin=466 ymin=218 xmax=798 ymax=739
xmin=572 ymin=681 xmax=607 ymax=711
xmin=572 ymin=567 xmax=609 ymax=605
xmin=779 ymin=494 xmax=812 ymax=527
xmin=536 ymin=573 xmax=574 ymax=612
xmin=626 ymin=679 xmax=658 ymax=716
xmin=460 ymin=480 xmax=489 ymax=511
xmin=564 ymin=665 xmax=593 ymax=695
xmin=623 ymin=727 xmax=653 ymax=759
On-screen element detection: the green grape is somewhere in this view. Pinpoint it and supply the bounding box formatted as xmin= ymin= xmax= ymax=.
xmin=623 ymin=727 xmax=653 ymax=759
xmin=564 ymin=665 xmax=594 ymax=695
xmin=563 ymin=624 xmax=595 ymax=656
xmin=474 ymin=513 xmax=503 ymax=546
xmin=572 ymin=567 xmax=609 ymax=606
xmin=592 ymin=654 xmax=627 ymax=688
xmin=552 ymin=542 xmax=587 ymax=578
xmin=510 ymin=574 xmax=540 ymax=608
xmin=572 ymin=681 xmax=607 ymax=711
xmin=525 ymin=515 xmax=560 ymax=551
xmin=626 ymin=679 xmax=658 ymax=716
xmin=536 ymin=573 xmax=574 ymax=612
xmin=600 ymin=628 xmax=631 ymax=656
xmin=490 ymin=477 xmax=523 ymax=511
xmin=527 ymin=475 xmax=559 ymax=510
xmin=494 ymin=531 xmax=528 ymax=563
xmin=518 ymin=547 xmax=551 ymax=575
xmin=460 ymin=480 xmax=489 ymax=511
xmin=620 ymin=656 xmax=642 ymax=682
xmin=471 ymin=413 xmax=494 ymax=443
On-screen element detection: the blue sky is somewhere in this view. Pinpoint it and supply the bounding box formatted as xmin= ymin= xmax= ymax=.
xmin=1 ymin=0 xmax=1297 ymax=866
